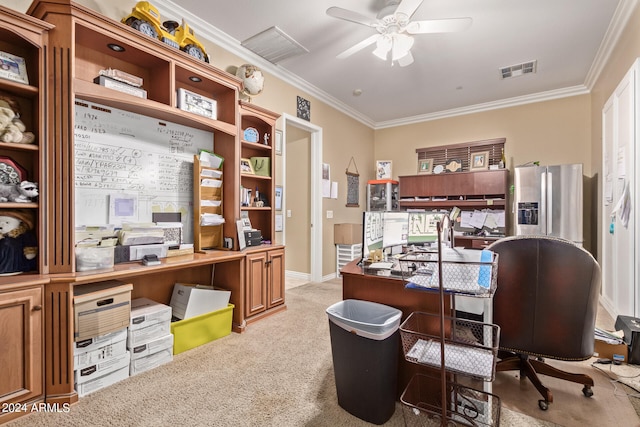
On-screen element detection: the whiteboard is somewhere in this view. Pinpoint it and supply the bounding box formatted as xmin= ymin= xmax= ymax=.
xmin=74 ymin=99 xmax=214 ymax=243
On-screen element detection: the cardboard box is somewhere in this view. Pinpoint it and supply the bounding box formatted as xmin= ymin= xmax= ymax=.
xmin=129 ymin=348 xmax=173 ymax=376
xmin=129 ymin=298 xmax=172 ymax=331
xmin=129 ymin=333 xmax=174 ymax=360
xmin=594 ymin=339 xmax=628 ymax=363
xmin=74 ymin=350 xmax=130 ymax=385
xmin=170 ymin=283 xmax=231 ymax=320
xmin=74 ymin=335 xmax=127 ymax=369
xmin=127 ymin=322 xmax=171 ymax=348
xmin=73 ymin=280 xmax=133 ymax=341
xmin=76 ymin=366 xmax=129 ymax=397
xmin=74 ymin=328 xmax=128 ymax=355
xmin=334 ymin=223 xmax=362 ymax=245
xmin=171 ymin=304 xmax=234 ymax=354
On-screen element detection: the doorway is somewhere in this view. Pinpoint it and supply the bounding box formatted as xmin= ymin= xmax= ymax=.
xmin=280 ymin=113 xmax=322 ymax=284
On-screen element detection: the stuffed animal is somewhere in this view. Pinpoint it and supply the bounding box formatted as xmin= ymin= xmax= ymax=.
xmin=0 ymin=181 xmax=38 ymax=203
xmin=0 ymin=209 xmax=37 ymax=274
xmin=0 ymin=98 xmax=35 ymax=144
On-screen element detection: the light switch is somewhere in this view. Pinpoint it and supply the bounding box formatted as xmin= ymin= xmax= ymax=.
xmin=287 ymin=209 xmax=292 ymax=218
xmin=326 ymin=210 xmax=333 ymax=219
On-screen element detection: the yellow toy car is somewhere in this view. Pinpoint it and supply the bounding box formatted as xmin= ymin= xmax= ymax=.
xmin=122 ymin=1 xmax=209 ymax=63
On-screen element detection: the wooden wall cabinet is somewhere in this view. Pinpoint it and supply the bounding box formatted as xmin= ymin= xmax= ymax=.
xmin=244 ymin=246 xmax=285 ymax=321
xmin=399 ymin=170 xmax=509 ymax=248
xmin=399 ymin=170 xmax=508 ymax=209
xmin=0 ymin=286 xmax=43 ymax=423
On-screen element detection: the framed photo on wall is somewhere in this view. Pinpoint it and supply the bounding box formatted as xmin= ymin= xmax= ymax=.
xmin=418 ymin=158 xmax=433 ymax=174
xmin=275 ymin=129 xmax=283 ymax=155
xmin=275 ymin=185 xmax=283 ymax=211
xmin=470 ymin=151 xmax=489 ymax=171
xmin=376 ymin=160 xmax=392 ymax=179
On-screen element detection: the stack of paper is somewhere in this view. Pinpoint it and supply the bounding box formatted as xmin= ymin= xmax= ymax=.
xmin=118 ymin=224 xmax=165 ymax=245
xmin=200 ymin=213 xmax=225 ymax=226
xmin=595 ymin=327 xmax=625 ymax=344
xmin=199 ymin=150 xmax=223 ymax=169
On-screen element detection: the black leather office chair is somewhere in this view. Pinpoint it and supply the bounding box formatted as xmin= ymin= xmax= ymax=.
xmin=488 ymin=235 xmax=601 ymax=410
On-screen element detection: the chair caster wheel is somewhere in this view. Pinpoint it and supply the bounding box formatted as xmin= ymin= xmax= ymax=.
xmin=538 ymin=400 xmax=549 ymax=411
xmin=583 ymin=386 xmax=593 ymax=397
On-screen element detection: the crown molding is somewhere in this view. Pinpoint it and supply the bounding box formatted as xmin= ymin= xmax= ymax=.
xmin=584 ymin=0 xmax=638 ymax=89
xmin=155 ymin=0 xmax=630 ymax=131
xmin=374 ymin=85 xmax=590 ymax=129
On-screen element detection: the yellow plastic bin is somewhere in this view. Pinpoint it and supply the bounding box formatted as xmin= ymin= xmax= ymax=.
xmin=171 ymin=304 xmax=234 ymax=354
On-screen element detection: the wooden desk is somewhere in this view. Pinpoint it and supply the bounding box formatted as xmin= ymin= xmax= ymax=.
xmin=340 ymin=259 xmax=451 ymax=397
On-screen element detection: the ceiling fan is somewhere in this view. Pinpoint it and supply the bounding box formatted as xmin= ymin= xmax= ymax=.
xmin=326 ymin=0 xmax=472 ymax=67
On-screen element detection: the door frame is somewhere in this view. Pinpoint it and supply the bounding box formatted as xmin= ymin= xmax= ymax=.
xmin=281 ymin=113 xmax=323 ymax=283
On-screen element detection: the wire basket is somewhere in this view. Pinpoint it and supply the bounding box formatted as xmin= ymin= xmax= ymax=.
xmin=401 ymin=374 xmax=501 ymax=427
xmin=400 ymin=312 xmax=500 ymax=381
xmin=399 ymin=248 xmax=498 ymax=297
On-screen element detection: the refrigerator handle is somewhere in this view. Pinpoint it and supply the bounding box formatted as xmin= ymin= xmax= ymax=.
xmin=541 ymin=171 xmax=547 ymax=234
xmin=547 ymin=171 xmax=553 ymax=233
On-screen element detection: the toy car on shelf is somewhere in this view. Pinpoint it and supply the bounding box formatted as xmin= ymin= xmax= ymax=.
xmin=122 ymin=1 xmax=209 ymax=63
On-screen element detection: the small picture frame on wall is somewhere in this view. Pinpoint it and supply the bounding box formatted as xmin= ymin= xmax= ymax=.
xmin=275 ymin=129 xmax=283 ymax=155
xmin=275 ymin=185 xmax=283 ymax=211
xmin=470 ymin=151 xmax=489 ymax=171
xmin=418 ymin=158 xmax=433 ymax=174
xmin=376 ymin=160 xmax=392 ymax=180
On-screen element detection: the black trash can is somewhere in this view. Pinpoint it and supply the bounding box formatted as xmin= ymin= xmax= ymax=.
xmin=326 ymin=299 xmax=402 ymax=425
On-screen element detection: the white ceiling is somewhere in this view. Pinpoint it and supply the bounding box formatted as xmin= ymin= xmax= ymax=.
xmin=155 ymin=0 xmax=628 ymax=128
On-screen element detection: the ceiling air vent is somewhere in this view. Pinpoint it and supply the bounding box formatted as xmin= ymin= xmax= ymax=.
xmin=500 ymin=60 xmax=537 ymax=79
xmin=241 ymin=26 xmax=309 ymax=64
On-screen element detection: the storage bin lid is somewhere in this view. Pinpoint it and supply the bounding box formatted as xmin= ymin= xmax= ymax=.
xmin=326 ymin=299 xmax=402 ymax=340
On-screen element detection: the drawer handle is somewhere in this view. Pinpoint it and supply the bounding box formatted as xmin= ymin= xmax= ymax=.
xmin=33 ymin=305 xmax=42 ymax=311
xmin=97 ymin=298 xmax=114 ymax=306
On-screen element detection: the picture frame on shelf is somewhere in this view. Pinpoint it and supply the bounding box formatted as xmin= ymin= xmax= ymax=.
xmin=275 ymin=185 xmax=283 ymax=211
xmin=376 ymin=160 xmax=392 ymax=180
xmin=275 ymin=129 xmax=283 ymax=155
xmin=470 ymin=151 xmax=489 ymax=171
xmin=0 ymin=51 xmax=29 ymax=85
xmin=240 ymin=158 xmax=255 ymax=174
xmin=418 ymin=158 xmax=433 ymax=174
xmin=445 ymin=158 xmax=463 ymax=172
xmin=177 ymin=88 xmax=217 ymax=120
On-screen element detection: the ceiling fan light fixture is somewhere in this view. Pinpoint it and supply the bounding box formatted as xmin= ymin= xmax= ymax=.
xmin=372 ymin=36 xmax=392 ymax=60
xmin=391 ymin=33 xmax=414 ymax=61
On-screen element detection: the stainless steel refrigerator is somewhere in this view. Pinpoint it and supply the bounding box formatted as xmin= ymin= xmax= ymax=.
xmin=514 ymin=163 xmax=583 ymax=245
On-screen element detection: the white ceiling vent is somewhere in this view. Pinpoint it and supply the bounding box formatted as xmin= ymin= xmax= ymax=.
xmin=500 ymin=60 xmax=537 ymax=79
xmin=241 ymin=26 xmax=309 ymax=64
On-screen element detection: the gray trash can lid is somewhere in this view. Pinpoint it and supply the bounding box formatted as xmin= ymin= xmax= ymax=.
xmin=326 ymin=299 xmax=402 ymax=340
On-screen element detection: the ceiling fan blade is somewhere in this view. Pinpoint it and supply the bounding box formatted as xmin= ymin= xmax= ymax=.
xmin=406 ymin=17 xmax=472 ymax=34
xmin=336 ymin=34 xmax=380 ymax=59
xmin=394 ymin=0 xmax=424 ymax=20
xmin=326 ymin=7 xmax=378 ymax=27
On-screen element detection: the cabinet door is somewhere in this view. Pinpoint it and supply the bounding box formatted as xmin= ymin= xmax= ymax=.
xmin=0 ymin=287 xmax=43 ymax=405
xmin=245 ymin=251 xmax=267 ymax=316
xmin=267 ymin=248 xmax=285 ymax=308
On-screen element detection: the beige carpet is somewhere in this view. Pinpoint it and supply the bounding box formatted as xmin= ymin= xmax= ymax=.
xmin=7 ymin=280 xmax=640 ymax=427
